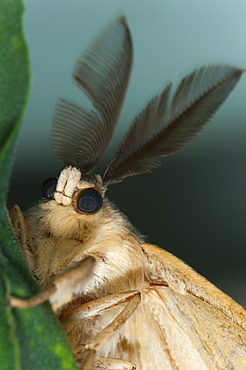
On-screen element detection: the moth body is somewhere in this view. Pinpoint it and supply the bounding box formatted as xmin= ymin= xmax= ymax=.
xmin=10 ymin=165 xmax=246 ymax=369
xmin=9 ymin=17 xmax=246 ymax=370
xmin=21 ymin=166 xmax=157 ymax=365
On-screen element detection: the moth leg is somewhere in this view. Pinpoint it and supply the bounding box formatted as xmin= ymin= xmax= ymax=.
xmin=61 ymin=290 xmax=140 ymax=367
xmin=9 ymin=256 xmax=96 ymax=311
xmin=67 ymin=291 xmax=140 ymax=369
xmin=62 ymin=290 xmax=140 ymax=353
xmin=77 ymin=351 xmax=136 ymax=370
xmin=85 ymin=290 xmax=140 ymax=351
xmin=62 ymin=290 xmax=140 ymax=323
xmin=9 ymin=204 xmax=36 ymax=272
xmin=78 ymin=350 xmax=96 ymax=370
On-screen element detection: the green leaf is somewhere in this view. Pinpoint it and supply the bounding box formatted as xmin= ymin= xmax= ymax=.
xmin=0 ymin=1 xmax=77 ymax=369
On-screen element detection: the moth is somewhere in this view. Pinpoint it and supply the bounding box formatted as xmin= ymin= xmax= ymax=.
xmin=9 ymin=17 xmax=246 ymax=370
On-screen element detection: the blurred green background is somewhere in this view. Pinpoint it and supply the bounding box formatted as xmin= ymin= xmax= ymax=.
xmin=9 ymin=0 xmax=246 ymax=306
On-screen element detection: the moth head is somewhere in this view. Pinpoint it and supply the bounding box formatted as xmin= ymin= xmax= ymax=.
xmin=40 ymin=166 xmax=108 ymax=241
xmin=42 ymin=166 xmax=105 ymax=215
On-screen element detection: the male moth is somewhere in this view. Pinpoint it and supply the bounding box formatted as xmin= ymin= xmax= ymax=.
xmin=10 ymin=17 xmax=246 ymax=370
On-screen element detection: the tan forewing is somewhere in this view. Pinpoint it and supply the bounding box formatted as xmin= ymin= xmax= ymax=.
xmin=142 ymin=243 xmax=246 ymax=369
xmin=52 ymin=17 xmax=132 ymax=173
xmin=103 ymin=66 xmax=244 ymax=183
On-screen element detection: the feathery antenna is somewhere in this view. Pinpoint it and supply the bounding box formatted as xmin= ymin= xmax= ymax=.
xmin=52 ymin=17 xmax=132 ymax=173
xmin=103 ymin=65 xmax=243 ymax=183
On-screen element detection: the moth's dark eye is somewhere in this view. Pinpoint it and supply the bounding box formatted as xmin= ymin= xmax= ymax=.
xmin=77 ymin=188 xmax=103 ymax=214
xmin=42 ymin=177 xmax=58 ymax=199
